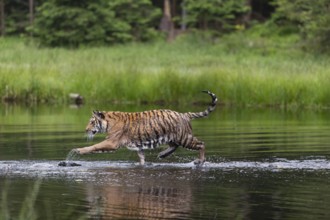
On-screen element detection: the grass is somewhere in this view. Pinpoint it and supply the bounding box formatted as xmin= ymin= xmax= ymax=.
xmin=1 ymin=27 xmax=330 ymax=108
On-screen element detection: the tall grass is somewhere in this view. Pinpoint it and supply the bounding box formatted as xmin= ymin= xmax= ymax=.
xmin=1 ymin=31 xmax=330 ymax=108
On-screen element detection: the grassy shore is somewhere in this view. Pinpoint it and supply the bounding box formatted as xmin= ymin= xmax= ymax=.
xmin=1 ymin=30 xmax=330 ymax=108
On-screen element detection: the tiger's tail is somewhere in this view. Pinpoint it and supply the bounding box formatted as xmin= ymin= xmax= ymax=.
xmin=185 ymin=90 xmax=218 ymax=119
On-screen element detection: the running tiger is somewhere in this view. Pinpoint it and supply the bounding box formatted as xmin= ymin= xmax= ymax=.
xmin=72 ymin=91 xmax=217 ymax=165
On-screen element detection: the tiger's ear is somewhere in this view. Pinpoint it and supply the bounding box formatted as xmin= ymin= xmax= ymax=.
xmin=92 ymin=110 xmax=105 ymax=120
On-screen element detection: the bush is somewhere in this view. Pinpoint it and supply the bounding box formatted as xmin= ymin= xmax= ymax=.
xmin=273 ymin=0 xmax=330 ymax=53
xmin=31 ymin=0 xmax=161 ymax=47
xmin=182 ymin=0 xmax=250 ymax=34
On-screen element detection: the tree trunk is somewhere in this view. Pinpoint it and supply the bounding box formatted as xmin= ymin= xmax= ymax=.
xmin=0 ymin=0 xmax=4 ymax=36
xmin=243 ymin=0 xmax=252 ymax=26
xmin=29 ymin=0 xmax=34 ymax=36
xmin=181 ymin=0 xmax=187 ymax=31
xmin=160 ymin=0 xmax=175 ymax=42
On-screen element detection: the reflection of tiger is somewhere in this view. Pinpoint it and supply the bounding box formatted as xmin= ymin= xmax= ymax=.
xmin=73 ymin=91 xmax=217 ymax=165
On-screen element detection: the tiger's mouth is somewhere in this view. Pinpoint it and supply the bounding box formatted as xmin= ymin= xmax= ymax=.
xmin=86 ymin=130 xmax=97 ymax=140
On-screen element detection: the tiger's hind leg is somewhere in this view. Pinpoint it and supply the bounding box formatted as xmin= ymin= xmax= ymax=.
xmin=158 ymin=143 xmax=179 ymax=159
xmin=181 ymin=135 xmax=205 ymax=165
xmin=137 ymin=149 xmax=145 ymax=166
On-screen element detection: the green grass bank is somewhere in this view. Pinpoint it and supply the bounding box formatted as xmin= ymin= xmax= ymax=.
xmin=1 ymin=30 xmax=330 ymax=108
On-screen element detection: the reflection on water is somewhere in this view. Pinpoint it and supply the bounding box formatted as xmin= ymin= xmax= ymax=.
xmin=85 ymin=168 xmax=193 ymax=219
xmin=1 ymin=105 xmax=330 ymax=219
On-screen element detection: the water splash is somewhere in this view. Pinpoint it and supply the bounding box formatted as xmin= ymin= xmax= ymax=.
xmin=65 ymin=149 xmax=80 ymax=161
xmin=58 ymin=149 xmax=81 ymax=166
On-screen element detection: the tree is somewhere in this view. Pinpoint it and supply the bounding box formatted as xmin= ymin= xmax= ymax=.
xmin=182 ymin=0 xmax=250 ymax=34
xmin=32 ymin=0 xmax=130 ymax=47
xmin=160 ymin=0 xmax=175 ymax=41
xmin=31 ymin=0 xmax=161 ymax=47
xmin=0 ymin=0 xmax=4 ymax=36
xmin=273 ymin=0 xmax=330 ymax=52
xmin=29 ymin=0 xmax=34 ymax=31
xmin=2 ymin=0 xmax=40 ymax=35
xmin=109 ymin=0 xmax=161 ymax=42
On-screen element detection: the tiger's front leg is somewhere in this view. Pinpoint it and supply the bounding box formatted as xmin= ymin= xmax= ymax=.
xmin=73 ymin=139 xmax=119 ymax=155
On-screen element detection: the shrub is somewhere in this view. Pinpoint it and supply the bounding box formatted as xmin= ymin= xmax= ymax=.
xmin=273 ymin=0 xmax=330 ymax=53
xmin=31 ymin=0 xmax=161 ymax=47
xmin=182 ymin=0 xmax=250 ymax=34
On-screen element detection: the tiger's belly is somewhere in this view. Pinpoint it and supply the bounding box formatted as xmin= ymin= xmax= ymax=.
xmin=125 ymin=136 xmax=171 ymax=151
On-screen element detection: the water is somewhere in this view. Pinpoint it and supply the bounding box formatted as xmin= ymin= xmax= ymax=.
xmin=1 ymin=105 xmax=330 ymax=219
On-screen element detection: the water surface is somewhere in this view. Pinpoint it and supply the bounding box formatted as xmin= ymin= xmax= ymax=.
xmin=1 ymin=105 xmax=330 ymax=219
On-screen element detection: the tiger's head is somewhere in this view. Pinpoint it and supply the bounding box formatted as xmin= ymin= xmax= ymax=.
xmin=85 ymin=110 xmax=107 ymax=140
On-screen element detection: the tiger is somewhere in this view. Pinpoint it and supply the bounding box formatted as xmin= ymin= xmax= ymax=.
xmin=72 ymin=90 xmax=217 ymax=165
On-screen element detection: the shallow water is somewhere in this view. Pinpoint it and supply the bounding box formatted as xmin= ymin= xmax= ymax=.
xmin=1 ymin=105 xmax=330 ymax=219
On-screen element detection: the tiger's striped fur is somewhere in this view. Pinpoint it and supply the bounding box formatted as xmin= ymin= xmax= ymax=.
xmin=73 ymin=91 xmax=217 ymax=165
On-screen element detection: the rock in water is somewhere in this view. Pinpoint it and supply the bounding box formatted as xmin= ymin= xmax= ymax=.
xmin=58 ymin=161 xmax=81 ymax=167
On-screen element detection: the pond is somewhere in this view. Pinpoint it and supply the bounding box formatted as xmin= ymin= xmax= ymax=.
xmin=1 ymin=104 xmax=330 ymax=219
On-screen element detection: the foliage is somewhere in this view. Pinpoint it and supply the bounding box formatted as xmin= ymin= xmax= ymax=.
xmin=1 ymin=33 xmax=330 ymax=108
xmin=182 ymin=0 xmax=250 ymax=34
xmin=273 ymin=0 xmax=330 ymax=52
xmin=31 ymin=0 xmax=128 ymax=47
xmin=2 ymin=0 xmax=38 ymax=35
xmin=31 ymin=0 xmax=161 ymax=47
xmin=108 ymin=0 xmax=162 ymax=42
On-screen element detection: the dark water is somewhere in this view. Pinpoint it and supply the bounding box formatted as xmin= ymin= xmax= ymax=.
xmin=1 ymin=105 xmax=330 ymax=219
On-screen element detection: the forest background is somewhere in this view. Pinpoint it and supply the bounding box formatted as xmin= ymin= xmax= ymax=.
xmin=1 ymin=0 xmax=330 ymax=108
